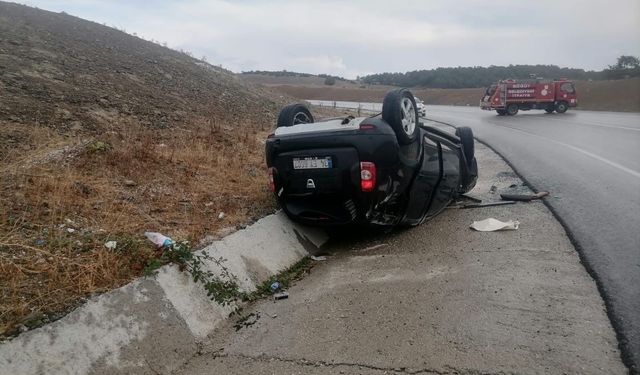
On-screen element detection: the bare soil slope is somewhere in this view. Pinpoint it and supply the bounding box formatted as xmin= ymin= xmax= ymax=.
xmin=0 ymin=2 xmax=285 ymax=338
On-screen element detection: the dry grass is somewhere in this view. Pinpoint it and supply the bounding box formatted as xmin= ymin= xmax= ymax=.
xmin=0 ymin=118 xmax=276 ymax=337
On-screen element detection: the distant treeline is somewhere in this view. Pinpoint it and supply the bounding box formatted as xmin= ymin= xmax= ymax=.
xmin=361 ymin=65 xmax=605 ymax=89
xmin=242 ymin=70 xmax=352 ymax=83
xmin=362 ymin=58 xmax=640 ymax=89
xmin=244 ymin=56 xmax=640 ymax=89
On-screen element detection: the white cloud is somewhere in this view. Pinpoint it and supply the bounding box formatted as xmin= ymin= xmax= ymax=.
xmin=20 ymin=0 xmax=640 ymax=78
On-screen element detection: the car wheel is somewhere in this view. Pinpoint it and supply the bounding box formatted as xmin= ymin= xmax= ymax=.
xmin=277 ymin=103 xmax=314 ymax=127
xmin=455 ymin=127 xmax=478 ymax=194
xmin=455 ymin=126 xmax=475 ymax=168
xmin=460 ymin=157 xmax=478 ymax=194
xmin=382 ymin=89 xmax=419 ymax=145
xmin=496 ymin=109 xmax=507 ymax=116
xmin=555 ymin=101 xmax=568 ymax=114
xmin=506 ymin=104 xmax=519 ymax=116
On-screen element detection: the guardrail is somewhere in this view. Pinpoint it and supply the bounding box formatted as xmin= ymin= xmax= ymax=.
xmin=306 ymin=99 xmax=382 ymax=115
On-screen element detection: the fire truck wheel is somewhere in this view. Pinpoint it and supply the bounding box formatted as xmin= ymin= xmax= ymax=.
xmin=506 ymin=104 xmax=519 ymax=116
xmin=277 ymin=103 xmax=314 ymax=127
xmin=496 ymin=109 xmax=507 ymax=116
xmin=555 ymin=102 xmax=568 ymax=114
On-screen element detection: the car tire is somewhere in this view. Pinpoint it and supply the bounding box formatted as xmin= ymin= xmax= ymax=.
xmin=455 ymin=127 xmax=478 ymax=194
xmin=496 ymin=109 xmax=507 ymax=116
xmin=455 ymin=126 xmax=475 ymax=168
xmin=555 ymin=101 xmax=568 ymax=114
xmin=382 ymin=89 xmax=419 ymax=145
xmin=506 ymin=104 xmax=519 ymax=116
xmin=460 ymin=157 xmax=478 ymax=194
xmin=277 ymin=103 xmax=314 ymax=127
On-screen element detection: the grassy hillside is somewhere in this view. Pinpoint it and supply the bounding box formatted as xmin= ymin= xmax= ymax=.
xmin=0 ymin=2 xmax=286 ymax=338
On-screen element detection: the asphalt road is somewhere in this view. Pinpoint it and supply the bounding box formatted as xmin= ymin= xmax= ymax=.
xmin=425 ymin=105 xmax=640 ymax=371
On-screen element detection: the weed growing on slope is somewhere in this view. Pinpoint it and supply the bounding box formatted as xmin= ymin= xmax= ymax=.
xmin=243 ymin=256 xmax=313 ymax=302
xmin=144 ymin=241 xmax=242 ymax=306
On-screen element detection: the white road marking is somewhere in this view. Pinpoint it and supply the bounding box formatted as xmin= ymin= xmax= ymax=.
xmin=500 ymin=125 xmax=640 ymax=179
xmin=544 ymin=118 xmax=640 ymax=132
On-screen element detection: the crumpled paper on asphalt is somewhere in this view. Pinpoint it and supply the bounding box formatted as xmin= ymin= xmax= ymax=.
xmin=470 ymin=218 xmax=519 ymax=232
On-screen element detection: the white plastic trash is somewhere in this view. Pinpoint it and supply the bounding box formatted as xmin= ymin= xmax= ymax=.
xmin=104 ymin=241 xmax=117 ymax=250
xmin=144 ymin=232 xmax=174 ymax=248
xmin=470 ymin=218 xmax=519 ymax=232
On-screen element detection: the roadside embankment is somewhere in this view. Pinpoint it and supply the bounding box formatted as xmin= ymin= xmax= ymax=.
xmin=0 ymin=214 xmax=327 ymax=375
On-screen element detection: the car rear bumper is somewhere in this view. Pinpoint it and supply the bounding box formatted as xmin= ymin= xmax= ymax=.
xmin=266 ymin=118 xmax=417 ymax=227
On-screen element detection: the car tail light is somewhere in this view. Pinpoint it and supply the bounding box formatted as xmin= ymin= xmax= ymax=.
xmin=359 ymin=123 xmax=376 ymax=130
xmin=360 ymin=162 xmax=376 ymax=192
xmin=268 ymin=167 xmax=276 ymax=192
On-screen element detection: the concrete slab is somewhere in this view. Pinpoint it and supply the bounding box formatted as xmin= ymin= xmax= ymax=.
xmin=0 ymin=211 xmax=327 ymax=375
xmin=0 ymin=278 xmax=195 ymax=375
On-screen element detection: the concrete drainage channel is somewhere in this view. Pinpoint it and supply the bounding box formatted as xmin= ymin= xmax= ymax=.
xmin=0 ymin=214 xmax=328 ymax=375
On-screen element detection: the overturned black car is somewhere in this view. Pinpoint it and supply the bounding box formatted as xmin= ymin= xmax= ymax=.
xmin=265 ymin=89 xmax=478 ymax=228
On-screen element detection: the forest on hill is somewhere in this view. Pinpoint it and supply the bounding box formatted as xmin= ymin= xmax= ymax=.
xmin=361 ymin=57 xmax=640 ymax=89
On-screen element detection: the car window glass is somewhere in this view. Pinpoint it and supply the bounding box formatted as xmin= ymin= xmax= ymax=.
xmin=560 ymin=83 xmax=574 ymax=93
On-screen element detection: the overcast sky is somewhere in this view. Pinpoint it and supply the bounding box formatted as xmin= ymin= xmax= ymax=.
xmin=20 ymin=0 xmax=640 ymax=79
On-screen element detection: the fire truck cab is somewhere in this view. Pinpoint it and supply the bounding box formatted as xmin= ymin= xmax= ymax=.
xmin=480 ymin=78 xmax=578 ymax=115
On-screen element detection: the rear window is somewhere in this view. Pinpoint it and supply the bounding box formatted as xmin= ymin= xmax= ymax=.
xmin=560 ymin=82 xmax=575 ymax=93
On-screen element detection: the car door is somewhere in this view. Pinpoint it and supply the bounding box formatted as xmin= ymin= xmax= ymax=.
xmin=424 ymin=141 xmax=460 ymax=218
xmin=402 ymin=132 xmax=442 ymax=225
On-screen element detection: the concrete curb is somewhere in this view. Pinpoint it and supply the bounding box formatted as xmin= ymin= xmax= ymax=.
xmin=0 ymin=211 xmax=328 ymax=375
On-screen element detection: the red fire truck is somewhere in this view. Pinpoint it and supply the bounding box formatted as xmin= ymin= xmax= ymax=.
xmin=480 ymin=78 xmax=577 ymax=115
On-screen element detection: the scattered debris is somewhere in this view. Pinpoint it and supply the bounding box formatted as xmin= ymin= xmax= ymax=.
xmin=461 ymin=194 xmax=482 ymax=203
xmin=124 ymin=179 xmax=137 ymax=187
xmin=233 ymin=312 xmax=260 ymax=331
xmin=218 ymin=212 xmax=225 ymax=220
xmin=500 ymin=191 xmax=549 ymax=202
xmin=461 ymin=201 xmax=515 ymax=209
xmin=360 ymin=243 xmax=387 ymax=252
xmin=104 ymin=241 xmax=117 ymax=250
xmin=489 ymin=185 xmax=498 ymax=194
xmin=310 ymin=255 xmax=327 ymax=261
xmin=34 ymin=239 xmax=46 ymax=246
xmin=270 ymin=281 xmax=281 ymax=292
xmin=144 ymin=232 xmax=174 ymax=248
xmin=66 ymin=228 xmax=76 ymax=234
xmin=470 ymin=218 xmax=520 ymax=232
xmin=274 ymin=292 xmax=289 ymax=300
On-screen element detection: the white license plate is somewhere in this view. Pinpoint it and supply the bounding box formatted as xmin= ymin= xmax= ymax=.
xmin=293 ymin=157 xmax=332 ymax=170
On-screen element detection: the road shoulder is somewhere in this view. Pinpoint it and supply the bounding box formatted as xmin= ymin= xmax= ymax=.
xmin=178 ymin=140 xmax=625 ymax=374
